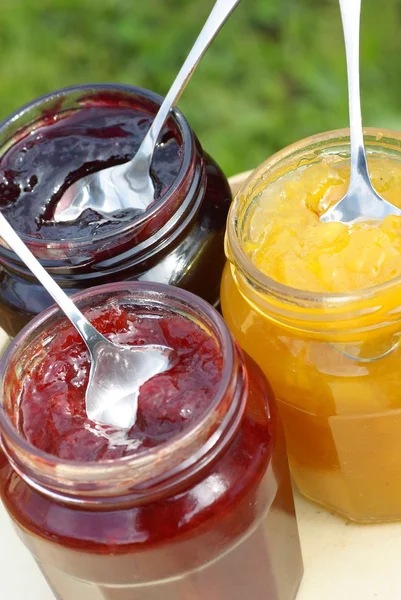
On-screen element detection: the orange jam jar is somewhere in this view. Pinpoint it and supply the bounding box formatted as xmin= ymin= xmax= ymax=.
xmin=222 ymin=128 xmax=401 ymax=523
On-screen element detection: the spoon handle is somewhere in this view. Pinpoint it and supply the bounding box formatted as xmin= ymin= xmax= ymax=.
xmin=0 ymin=212 xmax=100 ymax=345
xmin=339 ymin=0 xmax=370 ymax=188
xmin=137 ymin=0 xmax=242 ymax=157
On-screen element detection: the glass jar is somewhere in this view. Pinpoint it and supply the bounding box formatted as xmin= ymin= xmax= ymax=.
xmin=0 ymin=282 xmax=303 ymax=600
xmin=222 ymin=128 xmax=401 ymax=523
xmin=0 ymin=84 xmax=231 ymax=337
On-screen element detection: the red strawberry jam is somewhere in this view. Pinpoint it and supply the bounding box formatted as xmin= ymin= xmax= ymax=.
xmin=18 ymin=303 xmax=222 ymax=460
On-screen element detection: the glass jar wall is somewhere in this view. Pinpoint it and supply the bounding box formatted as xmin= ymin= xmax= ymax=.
xmin=0 ymin=282 xmax=303 ymax=600
xmin=222 ymin=129 xmax=401 ymax=522
xmin=0 ymin=84 xmax=231 ymax=336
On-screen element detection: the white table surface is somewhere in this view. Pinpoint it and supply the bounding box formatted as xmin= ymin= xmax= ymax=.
xmin=2 ymin=171 xmax=401 ymax=598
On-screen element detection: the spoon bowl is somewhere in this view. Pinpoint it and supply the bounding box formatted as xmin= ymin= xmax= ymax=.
xmin=320 ymin=150 xmax=401 ymax=223
xmin=54 ymin=136 xmax=155 ymax=222
xmin=86 ymin=331 xmax=171 ymax=430
xmin=320 ymin=0 xmax=401 ymax=224
xmin=54 ymin=0 xmax=243 ymax=223
xmin=0 ymin=212 xmax=172 ymax=430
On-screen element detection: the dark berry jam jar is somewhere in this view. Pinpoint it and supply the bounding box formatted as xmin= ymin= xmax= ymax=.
xmin=0 ymin=84 xmax=231 ymax=336
xmin=0 ymin=282 xmax=302 ymax=600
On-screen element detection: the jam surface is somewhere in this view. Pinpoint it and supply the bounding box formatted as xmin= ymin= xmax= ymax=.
xmin=245 ymin=156 xmax=401 ymax=292
xmin=0 ymin=103 xmax=182 ymax=240
xmin=18 ymin=303 xmax=222 ymax=460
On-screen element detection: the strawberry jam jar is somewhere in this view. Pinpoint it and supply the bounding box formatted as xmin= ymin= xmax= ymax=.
xmin=0 ymin=84 xmax=231 ymax=336
xmin=0 ymin=282 xmax=302 ymax=600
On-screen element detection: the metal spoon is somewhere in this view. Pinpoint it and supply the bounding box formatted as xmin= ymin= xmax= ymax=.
xmin=321 ymin=0 xmax=401 ymax=223
xmin=0 ymin=212 xmax=172 ymax=430
xmin=54 ymin=0 xmax=242 ymax=223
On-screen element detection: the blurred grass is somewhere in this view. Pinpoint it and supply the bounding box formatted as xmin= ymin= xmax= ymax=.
xmin=1 ymin=0 xmax=401 ymax=175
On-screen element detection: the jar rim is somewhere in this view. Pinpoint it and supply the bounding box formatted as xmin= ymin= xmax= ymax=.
xmin=0 ymin=83 xmax=195 ymax=250
xmin=0 ymin=282 xmax=244 ymax=499
xmin=226 ymin=126 xmax=401 ymax=310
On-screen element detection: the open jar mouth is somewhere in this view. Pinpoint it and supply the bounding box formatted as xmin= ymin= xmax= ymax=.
xmin=0 ymin=83 xmax=195 ymax=252
xmin=0 ymin=282 xmax=245 ymax=502
xmin=225 ymin=127 xmax=401 ymax=338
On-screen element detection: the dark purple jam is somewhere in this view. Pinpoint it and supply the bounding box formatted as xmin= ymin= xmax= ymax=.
xmin=0 ymin=106 xmax=182 ymax=240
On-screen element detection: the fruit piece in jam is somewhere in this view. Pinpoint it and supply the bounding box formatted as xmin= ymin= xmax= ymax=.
xmin=0 ymin=95 xmax=182 ymax=240
xmin=17 ymin=302 xmax=222 ymax=460
xmin=245 ymin=157 xmax=401 ymax=292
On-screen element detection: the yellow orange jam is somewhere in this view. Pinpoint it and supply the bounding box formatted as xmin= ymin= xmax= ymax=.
xmin=246 ymin=158 xmax=401 ymax=292
xmin=221 ymin=130 xmax=401 ymax=522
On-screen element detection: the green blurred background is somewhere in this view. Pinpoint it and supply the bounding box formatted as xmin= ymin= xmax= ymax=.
xmin=1 ymin=0 xmax=401 ymax=176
